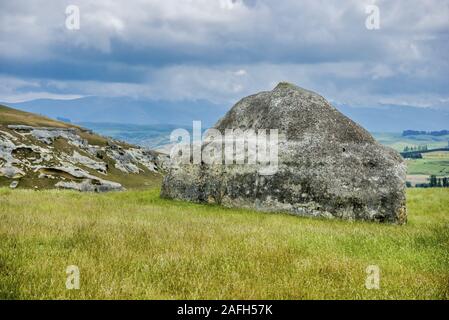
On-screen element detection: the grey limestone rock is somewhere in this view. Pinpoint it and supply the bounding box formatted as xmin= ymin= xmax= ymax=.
xmin=161 ymin=83 xmax=407 ymax=224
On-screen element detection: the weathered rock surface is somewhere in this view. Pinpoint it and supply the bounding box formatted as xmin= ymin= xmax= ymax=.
xmin=0 ymin=165 xmax=25 ymax=178
xmin=161 ymin=83 xmax=407 ymax=223
xmin=1 ymin=121 xmax=168 ymax=192
xmin=55 ymin=179 xmax=122 ymax=192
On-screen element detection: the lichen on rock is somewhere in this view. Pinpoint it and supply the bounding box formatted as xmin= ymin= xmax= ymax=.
xmin=161 ymin=83 xmax=407 ymax=224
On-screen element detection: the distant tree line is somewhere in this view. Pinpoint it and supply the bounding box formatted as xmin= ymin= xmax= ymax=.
xmin=402 ymin=129 xmax=449 ymax=136
xmin=403 ymin=145 xmax=428 ymax=152
xmin=404 ymin=153 xmax=423 ymax=159
xmin=401 ymin=142 xmax=449 ymax=158
xmin=411 ymin=175 xmax=449 ymax=188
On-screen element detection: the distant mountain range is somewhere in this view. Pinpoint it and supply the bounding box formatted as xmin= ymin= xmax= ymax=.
xmin=6 ymin=96 xmax=228 ymax=128
xmin=4 ymin=96 xmax=449 ymax=133
xmin=335 ymin=104 xmax=449 ymax=133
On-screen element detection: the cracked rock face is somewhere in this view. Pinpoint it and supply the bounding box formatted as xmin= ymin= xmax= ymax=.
xmin=161 ymin=83 xmax=407 ymax=224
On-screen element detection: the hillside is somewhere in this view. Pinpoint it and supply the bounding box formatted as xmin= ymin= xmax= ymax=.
xmin=6 ymin=96 xmax=228 ymax=127
xmin=0 ymin=105 xmax=166 ymax=190
xmin=372 ymin=132 xmax=449 ymax=152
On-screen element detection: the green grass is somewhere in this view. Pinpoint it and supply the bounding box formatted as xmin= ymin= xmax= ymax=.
xmin=0 ymin=188 xmax=448 ymax=300
xmin=372 ymin=132 xmax=449 ymax=152
xmin=407 ymin=151 xmax=449 ymax=176
xmin=371 ymin=133 xmax=449 ymax=177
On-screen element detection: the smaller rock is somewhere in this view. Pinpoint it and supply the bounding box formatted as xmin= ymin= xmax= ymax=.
xmin=0 ymin=165 xmax=25 ymax=178
xmin=9 ymin=181 xmax=19 ymax=189
xmin=55 ymin=179 xmax=123 ymax=192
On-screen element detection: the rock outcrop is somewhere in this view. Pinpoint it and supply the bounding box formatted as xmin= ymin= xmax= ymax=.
xmin=1 ymin=121 xmax=168 ymax=192
xmin=161 ymin=83 xmax=407 ymax=223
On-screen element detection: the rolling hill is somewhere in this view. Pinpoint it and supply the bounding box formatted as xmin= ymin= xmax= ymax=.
xmin=0 ymin=104 xmax=166 ymax=190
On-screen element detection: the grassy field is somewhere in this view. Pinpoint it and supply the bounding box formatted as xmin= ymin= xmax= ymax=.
xmin=372 ymin=132 xmax=449 ymax=152
xmin=371 ymin=132 xmax=449 ymax=182
xmin=407 ymin=151 xmax=449 ymax=177
xmin=0 ymin=187 xmax=448 ymax=300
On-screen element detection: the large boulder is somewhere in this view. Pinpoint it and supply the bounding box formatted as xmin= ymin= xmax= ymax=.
xmin=161 ymin=83 xmax=407 ymax=224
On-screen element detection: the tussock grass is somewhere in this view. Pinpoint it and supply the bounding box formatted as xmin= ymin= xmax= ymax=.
xmin=0 ymin=188 xmax=448 ymax=299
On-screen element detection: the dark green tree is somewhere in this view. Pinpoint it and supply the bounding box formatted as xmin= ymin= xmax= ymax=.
xmin=430 ymin=175 xmax=437 ymax=187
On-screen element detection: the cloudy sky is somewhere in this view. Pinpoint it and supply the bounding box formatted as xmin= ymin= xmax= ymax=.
xmin=1 ymin=0 xmax=448 ymax=109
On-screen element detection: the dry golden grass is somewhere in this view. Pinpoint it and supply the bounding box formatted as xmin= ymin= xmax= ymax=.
xmin=0 ymin=105 xmax=75 ymax=128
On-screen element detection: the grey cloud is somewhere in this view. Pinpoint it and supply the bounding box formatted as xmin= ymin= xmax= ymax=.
xmin=0 ymin=0 xmax=448 ymax=108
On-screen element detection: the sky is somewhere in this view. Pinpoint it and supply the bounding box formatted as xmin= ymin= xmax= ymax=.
xmin=1 ymin=0 xmax=448 ymax=109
